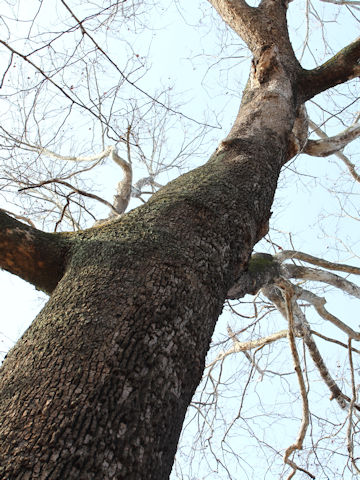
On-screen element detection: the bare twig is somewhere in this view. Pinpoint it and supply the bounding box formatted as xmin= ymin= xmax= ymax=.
xmin=278 ymin=279 xmax=314 ymax=480
xmin=206 ymin=329 xmax=288 ymax=369
xmin=60 ymin=0 xmax=217 ymax=129
xmin=311 ymin=330 xmax=360 ymax=355
xmin=346 ymin=339 xmax=360 ymax=474
xmin=227 ymin=325 xmax=266 ymax=378
xmin=19 ymin=178 xmax=118 ymax=213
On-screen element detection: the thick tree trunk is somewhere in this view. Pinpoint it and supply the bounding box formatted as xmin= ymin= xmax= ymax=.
xmin=0 ymin=8 xmax=299 ymax=477
xmin=0 ymin=91 xmax=295 ymax=480
xmin=1 ymin=1 xmax=356 ymax=478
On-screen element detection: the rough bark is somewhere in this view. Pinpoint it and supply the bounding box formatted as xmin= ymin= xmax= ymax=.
xmin=299 ymin=37 xmax=360 ymax=101
xmin=0 ymin=210 xmax=71 ymax=294
xmin=0 ymin=74 xmax=295 ymax=480
xmin=0 ymin=113 xmax=289 ymax=479
xmin=0 ymin=1 xmax=357 ymax=479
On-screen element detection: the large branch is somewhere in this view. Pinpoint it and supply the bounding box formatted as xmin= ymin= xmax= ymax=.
xmin=227 ymin=250 xmax=360 ymax=300
xmin=305 ymin=120 xmax=360 ymax=182
xmin=0 ymin=210 xmax=71 ymax=294
xmin=283 ymin=265 xmax=360 ymax=298
xmin=276 ymin=250 xmax=360 ymax=274
xmin=206 ymin=0 xmax=258 ymax=49
xmin=226 ymin=252 xmax=281 ymax=299
xmin=299 ymin=38 xmax=360 ymax=101
xmin=304 ymin=123 xmax=360 ymax=157
xmin=110 ymin=148 xmax=132 ymax=215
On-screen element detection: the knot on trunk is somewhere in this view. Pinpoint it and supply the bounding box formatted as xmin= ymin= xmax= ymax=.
xmin=252 ymin=45 xmax=280 ymax=84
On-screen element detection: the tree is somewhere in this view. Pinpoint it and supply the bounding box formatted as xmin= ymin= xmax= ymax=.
xmin=0 ymin=0 xmax=359 ymax=479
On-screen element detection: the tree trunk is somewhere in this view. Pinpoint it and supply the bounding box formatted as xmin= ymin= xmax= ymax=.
xmin=1 ymin=1 xmax=358 ymax=478
xmin=0 ymin=107 xmax=294 ymax=480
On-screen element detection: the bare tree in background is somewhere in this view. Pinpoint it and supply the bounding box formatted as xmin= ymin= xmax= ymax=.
xmin=0 ymin=0 xmax=359 ymax=479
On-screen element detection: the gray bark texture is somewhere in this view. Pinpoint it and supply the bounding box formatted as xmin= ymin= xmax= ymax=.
xmin=0 ymin=1 xmax=358 ymax=478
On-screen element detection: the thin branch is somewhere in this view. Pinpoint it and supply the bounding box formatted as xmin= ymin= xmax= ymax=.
xmin=14 ymin=140 xmax=133 ymax=218
xmin=320 ymin=0 xmax=360 ymax=6
xmin=228 ymin=325 xmax=271 ymax=378
xmin=206 ymin=329 xmax=288 ymax=369
xmin=60 ymin=0 xmax=216 ymax=129
xmin=10 ymin=138 xmax=113 ymax=163
xmin=278 ymin=279 xmax=314 ymax=480
xmin=295 ymin=286 xmax=360 ymax=340
xmin=0 ymin=39 xmax=120 ymax=136
xmin=347 ymin=339 xmax=360 ymax=474
xmin=1 ymin=209 xmax=36 ymax=228
xmin=311 ymin=330 xmax=360 ymax=355
xmin=263 ymin=283 xmax=352 ymax=410
xmin=303 ymin=328 xmax=349 ymax=410
xmin=18 ymin=178 xmax=118 ymax=214
xmin=276 ymin=250 xmax=360 ymax=275
xmin=55 ymin=193 xmax=72 ymax=232
xmin=35 ymin=146 xmax=113 ymax=163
